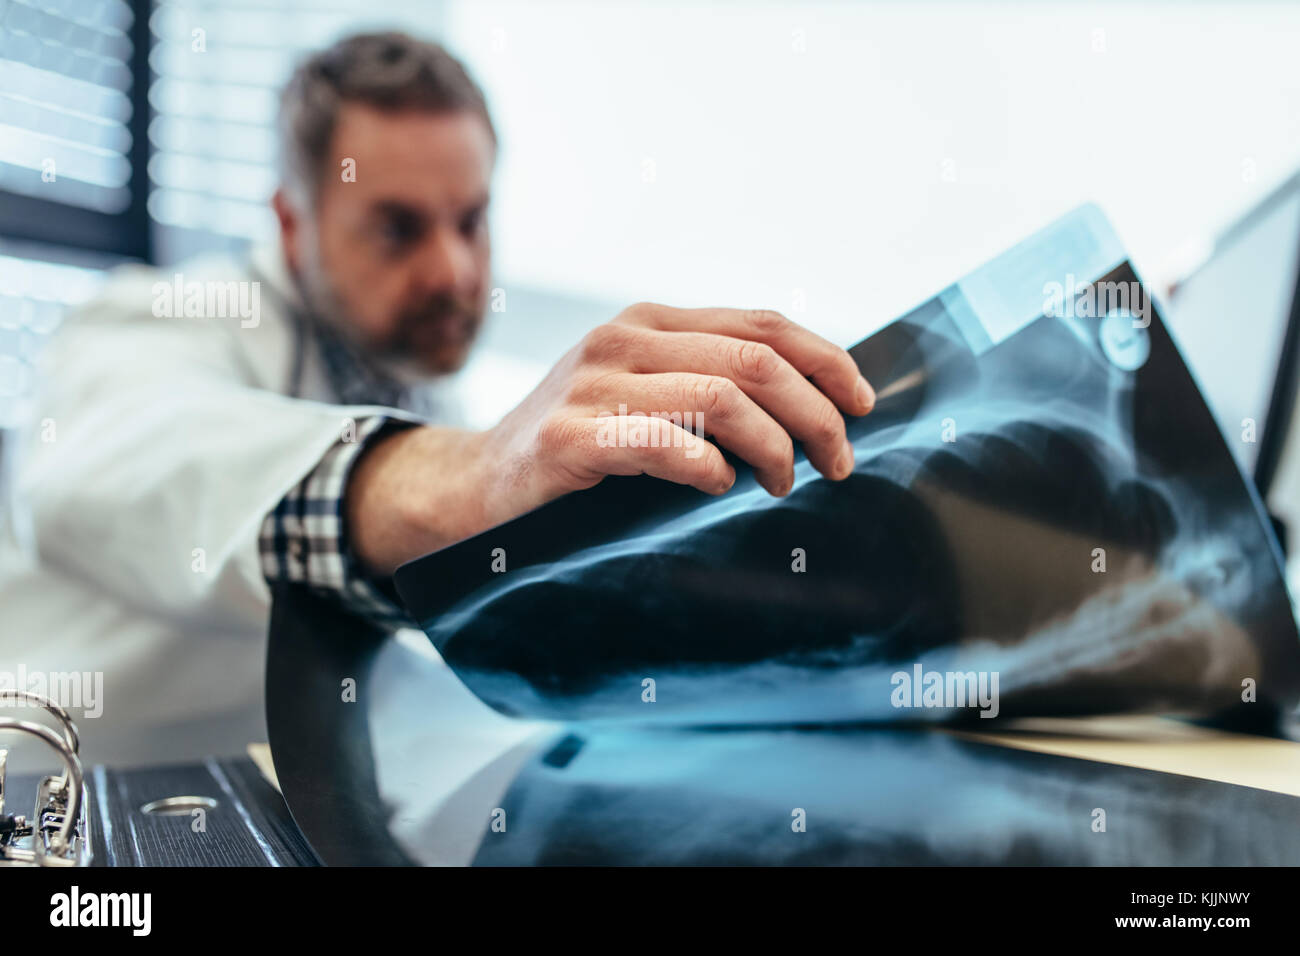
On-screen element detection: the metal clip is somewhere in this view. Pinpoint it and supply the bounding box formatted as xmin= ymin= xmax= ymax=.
xmin=0 ymin=690 xmax=92 ymax=867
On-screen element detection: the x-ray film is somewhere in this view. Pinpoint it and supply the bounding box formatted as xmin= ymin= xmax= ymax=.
xmin=467 ymin=726 xmax=1300 ymax=866
xmin=394 ymin=205 xmax=1300 ymax=728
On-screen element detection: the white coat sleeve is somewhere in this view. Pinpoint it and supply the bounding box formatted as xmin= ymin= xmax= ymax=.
xmin=16 ymin=291 xmax=416 ymax=635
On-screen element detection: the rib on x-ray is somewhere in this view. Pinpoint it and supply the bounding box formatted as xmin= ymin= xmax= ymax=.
xmin=394 ymin=205 xmax=1300 ymax=727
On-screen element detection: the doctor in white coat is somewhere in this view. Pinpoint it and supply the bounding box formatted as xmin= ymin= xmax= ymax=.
xmin=0 ymin=31 xmax=875 ymax=767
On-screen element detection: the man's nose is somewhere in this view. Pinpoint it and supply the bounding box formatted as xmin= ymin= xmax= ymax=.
xmin=415 ymin=226 xmax=478 ymax=294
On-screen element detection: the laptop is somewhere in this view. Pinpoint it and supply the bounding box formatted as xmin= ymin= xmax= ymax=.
xmin=1166 ymin=171 xmax=1300 ymax=502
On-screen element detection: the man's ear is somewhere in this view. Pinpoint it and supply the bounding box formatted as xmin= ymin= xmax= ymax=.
xmin=272 ymin=188 xmax=302 ymax=274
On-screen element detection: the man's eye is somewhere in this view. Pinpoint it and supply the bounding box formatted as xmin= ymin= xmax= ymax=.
xmin=459 ymin=207 xmax=485 ymax=238
xmin=379 ymin=215 xmax=422 ymax=249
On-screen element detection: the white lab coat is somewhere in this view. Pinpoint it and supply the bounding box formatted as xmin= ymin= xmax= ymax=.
xmin=0 ymin=244 xmax=460 ymax=767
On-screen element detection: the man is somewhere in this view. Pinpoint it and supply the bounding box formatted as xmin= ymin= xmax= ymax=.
xmin=0 ymin=32 xmax=874 ymax=765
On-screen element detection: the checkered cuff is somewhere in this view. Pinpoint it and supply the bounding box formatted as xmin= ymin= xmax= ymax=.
xmin=260 ymin=416 xmax=416 ymax=628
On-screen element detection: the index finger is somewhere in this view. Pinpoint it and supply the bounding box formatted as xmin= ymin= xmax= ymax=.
xmin=615 ymin=304 xmax=875 ymax=416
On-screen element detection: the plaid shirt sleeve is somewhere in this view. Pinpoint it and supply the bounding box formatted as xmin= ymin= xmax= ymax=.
xmin=259 ymin=416 xmax=417 ymax=628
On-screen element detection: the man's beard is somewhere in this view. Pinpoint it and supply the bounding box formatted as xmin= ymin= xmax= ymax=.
xmin=294 ymin=252 xmax=484 ymax=382
xmin=381 ymin=294 xmax=484 ymax=377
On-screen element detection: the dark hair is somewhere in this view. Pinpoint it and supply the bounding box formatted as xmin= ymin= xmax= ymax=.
xmin=277 ymin=31 xmax=495 ymax=207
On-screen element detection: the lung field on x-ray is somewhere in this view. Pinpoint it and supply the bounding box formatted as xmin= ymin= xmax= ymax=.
xmin=398 ymin=261 xmax=1300 ymax=727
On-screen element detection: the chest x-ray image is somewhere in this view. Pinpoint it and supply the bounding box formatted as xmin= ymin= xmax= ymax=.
xmin=395 ymin=205 xmax=1300 ymax=729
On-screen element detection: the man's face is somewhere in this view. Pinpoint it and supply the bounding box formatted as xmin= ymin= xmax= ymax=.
xmin=282 ymin=104 xmax=495 ymax=375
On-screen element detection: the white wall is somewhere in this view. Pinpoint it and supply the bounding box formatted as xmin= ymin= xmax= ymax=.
xmin=446 ymin=0 xmax=1300 ymax=346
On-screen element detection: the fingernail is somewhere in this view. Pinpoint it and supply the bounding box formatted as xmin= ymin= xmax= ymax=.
xmin=836 ymin=438 xmax=855 ymax=478
xmin=719 ymin=466 xmax=737 ymax=494
xmin=855 ymin=376 xmax=875 ymax=413
xmin=765 ymin=471 xmax=793 ymax=497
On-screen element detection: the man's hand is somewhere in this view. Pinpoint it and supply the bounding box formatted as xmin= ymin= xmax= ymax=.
xmin=347 ymin=304 xmax=875 ymax=575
